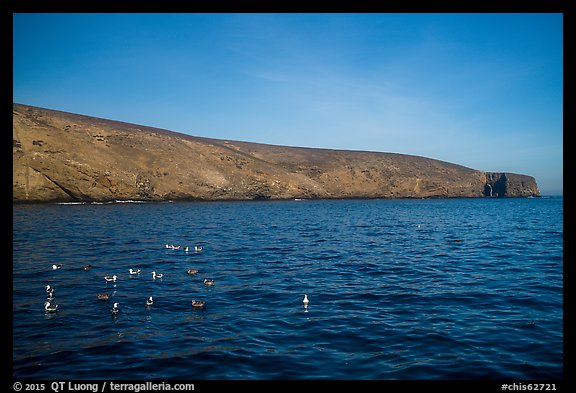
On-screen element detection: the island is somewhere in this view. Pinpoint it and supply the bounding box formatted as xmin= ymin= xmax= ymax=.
xmin=13 ymin=103 xmax=540 ymax=203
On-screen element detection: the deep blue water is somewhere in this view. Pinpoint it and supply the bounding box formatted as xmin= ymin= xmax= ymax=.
xmin=13 ymin=197 xmax=563 ymax=380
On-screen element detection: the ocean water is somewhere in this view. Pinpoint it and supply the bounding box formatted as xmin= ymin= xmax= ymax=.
xmin=12 ymin=197 xmax=563 ymax=380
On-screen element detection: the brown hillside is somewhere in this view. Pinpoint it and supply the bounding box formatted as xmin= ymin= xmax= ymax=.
xmin=12 ymin=103 xmax=540 ymax=202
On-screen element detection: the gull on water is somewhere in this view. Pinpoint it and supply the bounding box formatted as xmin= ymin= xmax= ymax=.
xmin=111 ymin=302 xmax=120 ymax=314
xmin=44 ymin=301 xmax=58 ymax=313
xmin=129 ymin=268 xmax=141 ymax=275
xmin=97 ymin=293 xmax=110 ymax=300
xmin=151 ymin=271 xmax=164 ymax=279
xmin=203 ymin=278 xmax=215 ymax=286
xmin=104 ymin=275 xmax=117 ymax=282
xmin=303 ymin=294 xmax=309 ymax=307
xmin=187 ymin=269 xmax=199 ymax=275
xmin=145 ymin=296 xmax=154 ymax=307
xmin=46 ymin=285 xmax=55 ymax=300
xmin=191 ymin=300 xmax=206 ymax=308
xmin=194 ymin=246 xmax=203 ymax=252
xmin=52 ymin=264 xmax=62 ymax=270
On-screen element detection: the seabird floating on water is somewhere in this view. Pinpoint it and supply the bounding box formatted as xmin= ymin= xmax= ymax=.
xmin=111 ymin=302 xmax=120 ymax=314
xmin=151 ymin=271 xmax=164 ymax=279
xmin=104 ymin=275 xmax=117 ymax=282
xmin=129 ymin=268 xmax=141 ymax=275
xmin=183 ymin=246 xmax=189 ymax=252
xmin=45 ymin=285 xmax=55 ymax=300
xmin=46 ymin=286 xmax=55 ymax=300
xmin=187 ymin=269 xmax=199 ymax=275
xmin=52 ymin=264 xmax=62 ymax=270
xmin=203 ymin=278 xmax=215 ymax=286
xmin=97 ymin=293 xmax=110 ymax=300
xmin=145 ymin=296 xmax=154 ymax=307
xmin=194 ymin=246 xmax=203 ymax=252
xmin=191 ymin=300 xmax=206 ymax=308
xmin=44 ymin=301 xmax=58 ymax=313
xmin=82 ymin=264 xmax=91 ymax=271
xmin=303 ymin=294 xmax=309 ymax=307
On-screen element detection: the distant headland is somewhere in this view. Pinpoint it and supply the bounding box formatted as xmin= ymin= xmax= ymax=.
xmin=13 ymin=103 xmax=540 ymax=203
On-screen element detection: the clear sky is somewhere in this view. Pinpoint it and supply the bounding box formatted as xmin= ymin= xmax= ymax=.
xmin=13 ymin=13 xmax=563 ymax=195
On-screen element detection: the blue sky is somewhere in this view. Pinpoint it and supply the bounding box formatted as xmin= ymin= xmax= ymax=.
xmin=13 ymin=13 xmax=563 ymax=195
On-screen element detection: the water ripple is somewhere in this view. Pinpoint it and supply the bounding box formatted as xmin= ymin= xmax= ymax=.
xmin=13 ymin=198 xmax=563 ymax=379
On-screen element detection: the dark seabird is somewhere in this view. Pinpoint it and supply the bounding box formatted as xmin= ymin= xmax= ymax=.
xmin=191 ymin=300 xmax=206 ymax=308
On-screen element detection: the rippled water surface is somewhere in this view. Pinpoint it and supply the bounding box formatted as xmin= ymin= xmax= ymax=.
xmin=13 ymin=198 xmax=563 ymax=379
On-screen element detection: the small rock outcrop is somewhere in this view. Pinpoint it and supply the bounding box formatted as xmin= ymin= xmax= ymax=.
xmin=484 ymin=172 xmax=540 ymax=198
xmin=12 ymin=103 xmax=540 ymax=203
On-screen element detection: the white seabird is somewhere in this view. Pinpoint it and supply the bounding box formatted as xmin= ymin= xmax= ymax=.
xmin=46 ymin=285 xmax=55 ymax=300
xmin=195 ymin=246 xmax=203 ymax=252
xmin=145 ymin=296 xmax=154 ymax=307
xmin=44 ymin=301 xmax=58 ymax=313
xmin=303 ymin=294 xmax=309 ymax=308
xmin=104 ymin=275 xmax=117 ymax=282
xmin=52 ymin=264 xmax=62 ymax=270
xmin=151 ymin=271 xmax=164 ymax=279
xmin=111 ymin=302 xmax=120 ymax=314
xmin=129 ymin=268 xmax=141 ymax=275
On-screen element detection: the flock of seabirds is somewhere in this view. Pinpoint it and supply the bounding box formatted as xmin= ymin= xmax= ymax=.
xmin=43 ymin=244 xmax=310 ymax=314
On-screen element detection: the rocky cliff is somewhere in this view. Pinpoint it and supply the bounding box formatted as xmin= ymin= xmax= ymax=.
xmin=12 ymin=103 xmax=540 ymax=203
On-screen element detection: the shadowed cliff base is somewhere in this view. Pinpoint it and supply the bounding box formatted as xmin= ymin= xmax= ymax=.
xmin=12 ymin=103 xmax=540 ymax=203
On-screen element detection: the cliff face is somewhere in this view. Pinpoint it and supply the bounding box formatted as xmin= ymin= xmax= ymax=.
xmin=12 ymin=104 xmax=540 ymax=203
xmin=484 ymin=172 xmax=540 ymax=198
